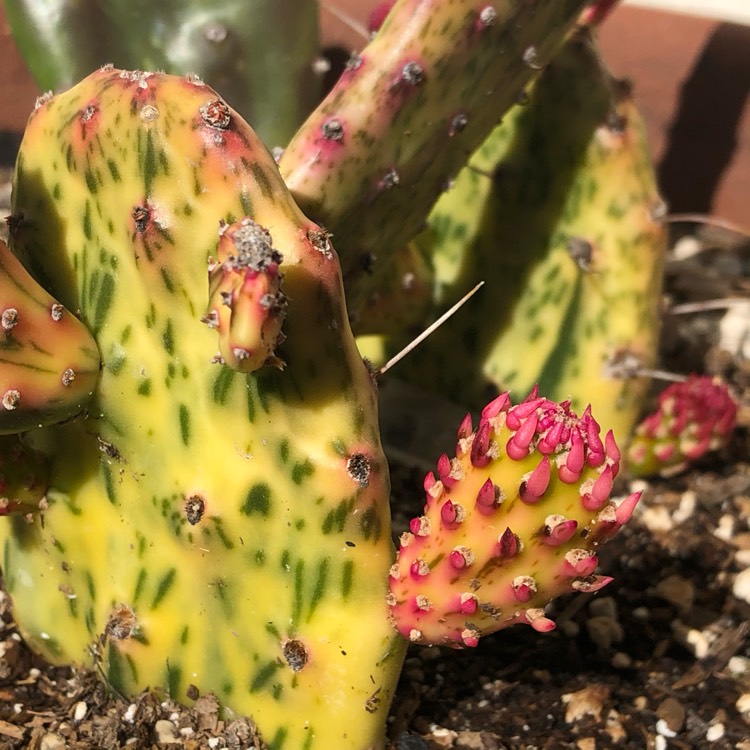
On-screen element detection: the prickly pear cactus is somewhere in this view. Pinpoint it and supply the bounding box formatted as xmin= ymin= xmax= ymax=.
xmin=1 ymin=67 xmax=404 ymax=750
xmin=627 ymin=375 xmax=738 ymax=476
xmin=388 ymin=387 xmax=640 ymax=646
xmin=391 ymin=30 xmax=666 ymax=444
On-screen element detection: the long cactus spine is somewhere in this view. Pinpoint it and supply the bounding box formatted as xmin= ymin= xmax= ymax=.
xmin=1 ymin=67 xmax=404 ymax=750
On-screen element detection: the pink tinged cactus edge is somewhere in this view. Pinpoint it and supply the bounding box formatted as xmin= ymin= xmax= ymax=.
xmin=279 ymin=0 xmax=592 ymax=331
xmin=388 ymin=387 xmax=640 ymax=648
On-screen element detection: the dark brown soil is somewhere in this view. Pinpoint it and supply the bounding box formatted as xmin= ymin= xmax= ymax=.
xmin=2 ymin=186 xmax=750 ymax=750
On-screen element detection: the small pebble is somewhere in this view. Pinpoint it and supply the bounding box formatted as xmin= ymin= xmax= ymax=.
xmin=733 ymin=568 xmax=750 ymax=604
xmin=656 ymin=697 xmax=686 ymax=733
xmin=123 ymin=703 xmax=137 ymax=723
xmin=654 ymin=735 xmax=667 ymax=750
xmin=706 ymin=723 xmax=725 ymax=741
xmin=586 ymin=616 xmax=624 ymax=649
xmin=208 ymin=740 xmax=221 ymax=749
xmin=655 ymin=718 xmax=677 ymax=738
xmin=154 ymin=719 xmax=181 ymax=744
xmin=611 ymin=652 xmax=632 ymax=668
xmin=672 ymin=491 xmax=696 ymax=523
xmin=589 ymin=597 xmax=618 ymax=620
xmin=655 ymin=575 xmax=694 ymax=612
xmin=40 ymin=735 xmax=66 ymax=750
xmin=72 ymin=700 xmax=87 ymax=723
xmin=640 ymin=506 xmax=673 ymax=532
xmin=736 ymin=693 xmax=750 ymax=716
xmin=562 ymin=685 xmax=609 ymax=723
xmin=576 ymin=739 xmax=596 ymax=750
xmin=714 ymin=514 xmax=735 ymax=541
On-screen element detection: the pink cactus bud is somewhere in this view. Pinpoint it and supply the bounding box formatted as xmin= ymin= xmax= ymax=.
xmin=591 ymin=464 xmax=614 ymax=506
xmin=470 ymin=420 xmax=493 ymax=467
xmin=457 ymin=592 xmax=478 ymax=614
xmin=449 ymin=545 xmax=475 ymax=570
xmin=542 ymin=515 xmax=578 ymax=546
xmin=512 ymin=575 xmax=537 ymax=603
xmin=525 ymin=608 xmax=556 ymax=633
xmin=441 ymin=500 xmax=465 ymax=529
xmin=409 ymin=516 xmax=431 ymax=537
xmin=495 ymin=527 xmax=522 ymax=558
xmin=410 ymin=559 xmax=430 ymax=579
xmin=571 ymin=575 xmax=613 ymax=593
xmin=519 ymin=456 xmax=551 ymax=503
xmin=564 ymin=549 xmax=599 ymax=577
xmin=461 ymin=628 xmax=480 ymax=647
xmin=481 ymin=391 xmax=510 ymax=420
xmin=476 ymin=478 xmax=502 ymax=514
xmin=615 ymin=491 xmax=641 ymax=525
xmin=558 ymin=431 xmax=585 ymax=484
xmin=457 ymin=412 xmax=473 ymax=440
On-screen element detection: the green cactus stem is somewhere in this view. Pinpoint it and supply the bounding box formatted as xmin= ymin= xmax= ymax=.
xmin=0 ymin=238 xmax=100 ymax=434
xmin=627 ymin=375 xmax=738 ymax=477
xmin=1 ymin=67 xmax=404 ymax=750
xmin=280 ymin=0 xmax=590 ymax=332
xmin=3 ymin=0 xmax=323 ymax=146
xmin=388 ymin=29 xmax=666 ymax=446
xmin=389 ymin=386 xmax=640 ymax=646
xmin=0 ymin=434 xmax=49 ymax=515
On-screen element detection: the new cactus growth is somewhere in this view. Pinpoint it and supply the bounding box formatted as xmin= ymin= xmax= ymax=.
xmin=627 ymin=376 xmax=738 ymax=476
xmin=388 ymin=386 xmax=640 ymax=647
xmin=0 ymin=238 xmax=100 ymax=433
xmin=204 ymin=217 xmax=287 ymax=371
xmin=1 ymin=67 xmax=404 ymax=750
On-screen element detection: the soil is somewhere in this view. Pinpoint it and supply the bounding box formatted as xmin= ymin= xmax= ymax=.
xmin=1 ymin=184 xmax=750 ymax=750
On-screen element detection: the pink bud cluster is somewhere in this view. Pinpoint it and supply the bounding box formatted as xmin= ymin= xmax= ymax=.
xmin=203 ymin=218 xmax=287 ymax=372
xmin=627 ymin=375 xmax=737 ymax=476
xmin=387 ymin=387 xmax=640 ymax=648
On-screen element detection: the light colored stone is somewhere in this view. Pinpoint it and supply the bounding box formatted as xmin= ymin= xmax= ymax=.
xmin=40 ymin=735 xmax=66 ymax=750
xmin=154 ymin=719 xmax=181 ymax=744
xmin=562 ymin=685 xmax=610 ymax=723
xmin=733 ymin=568 xmax=750 ymax=604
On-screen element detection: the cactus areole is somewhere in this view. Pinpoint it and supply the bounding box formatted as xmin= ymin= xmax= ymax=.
xmin=1 ymin=67 xmax=405 ymax=750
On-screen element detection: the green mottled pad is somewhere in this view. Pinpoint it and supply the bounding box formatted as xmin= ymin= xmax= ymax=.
xmin=2 ymin=67 xmax=404 ymax=750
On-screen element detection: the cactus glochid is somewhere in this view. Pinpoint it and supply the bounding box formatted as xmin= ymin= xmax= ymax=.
xmin=389 ymin=387 xmax=639 ymax=647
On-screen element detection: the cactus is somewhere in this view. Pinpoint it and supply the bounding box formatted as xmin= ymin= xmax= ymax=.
xmin=387 ymin=29 xmax=666 ymax=445
xmin=0 ymin=238 xmax=100 ymax=433
xmin=280 ymin=0 xmax=590 ymax=331
xmin=627 ymin=375 xmax=738 ymax=476
xmin=388 ymin=386 xmax=640 ymax=646
xmin=1 ymin=67 xmax=404 ymax=750
xmin=3 ymin=0 xmax=323 ymax=146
